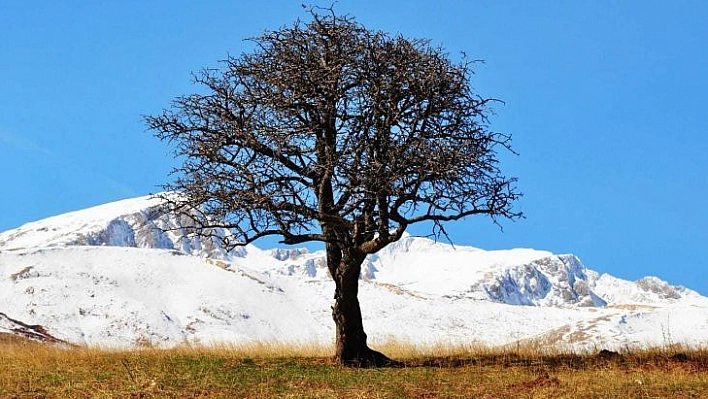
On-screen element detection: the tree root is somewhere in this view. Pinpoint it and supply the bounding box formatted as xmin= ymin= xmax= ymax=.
xmin=338 ymin=347 xmax=402 ymax=368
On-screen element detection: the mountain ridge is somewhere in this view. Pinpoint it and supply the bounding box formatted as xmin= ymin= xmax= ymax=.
xmin=1 ymin=195 xmax=706 ymax=350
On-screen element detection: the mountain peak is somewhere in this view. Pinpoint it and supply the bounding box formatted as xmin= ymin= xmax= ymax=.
xmin=0 ymin=195 xmax=162 ymax=250
xmin=0 ymin=194 xmax=249 ymax=259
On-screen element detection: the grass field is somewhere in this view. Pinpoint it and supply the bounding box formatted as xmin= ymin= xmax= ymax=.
xmin=1 ymin=336 xmax=706 ymax=398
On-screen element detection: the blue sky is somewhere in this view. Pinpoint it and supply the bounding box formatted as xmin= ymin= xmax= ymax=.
xmin=1 ymin=1 xmax=706 ymax=295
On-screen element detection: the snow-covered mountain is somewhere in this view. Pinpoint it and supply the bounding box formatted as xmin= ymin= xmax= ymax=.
xmin=1 ymin=195 xmax=706 ymax=351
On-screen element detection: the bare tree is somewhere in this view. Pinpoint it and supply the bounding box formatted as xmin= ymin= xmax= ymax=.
xmin=146 ymin=8 xmax=520 ymax=367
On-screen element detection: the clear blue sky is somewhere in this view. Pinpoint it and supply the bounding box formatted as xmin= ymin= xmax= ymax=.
xmin=1 ymin=1 xmax=706 ymax=295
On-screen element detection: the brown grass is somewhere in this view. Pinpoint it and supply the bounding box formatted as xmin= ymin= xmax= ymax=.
xmin=1 ymin=338 xmax=706 ymax=398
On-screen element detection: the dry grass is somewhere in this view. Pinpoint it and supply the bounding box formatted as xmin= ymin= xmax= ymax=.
xmin=1 ymin=337 xmax=707 ymax=398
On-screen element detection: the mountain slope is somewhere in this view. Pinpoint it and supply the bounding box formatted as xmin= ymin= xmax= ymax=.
xmin=1 ymin=195 xmax=706 ymax=350
xmin=0 ymin=195 xmax=246 ymax=259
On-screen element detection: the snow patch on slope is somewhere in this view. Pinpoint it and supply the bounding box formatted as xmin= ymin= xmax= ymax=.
xmin=0 ymin=246 xmax=329 ymax=347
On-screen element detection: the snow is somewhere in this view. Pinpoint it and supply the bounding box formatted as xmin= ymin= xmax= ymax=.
xmin=0 ymin=247 xmax=329 ymax=347
xmin=0 ymin=195 xmax=164 ymax=250
xmin=1 ymin=194 xmax=707 ymax=350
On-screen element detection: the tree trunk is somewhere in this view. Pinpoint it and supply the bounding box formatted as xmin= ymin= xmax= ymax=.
xmin=329 ymin=247 xmax=394 ymax=367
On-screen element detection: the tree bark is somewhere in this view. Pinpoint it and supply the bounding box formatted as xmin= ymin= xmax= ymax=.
xmin=329 ymin=247 xmax=394 ymax=367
